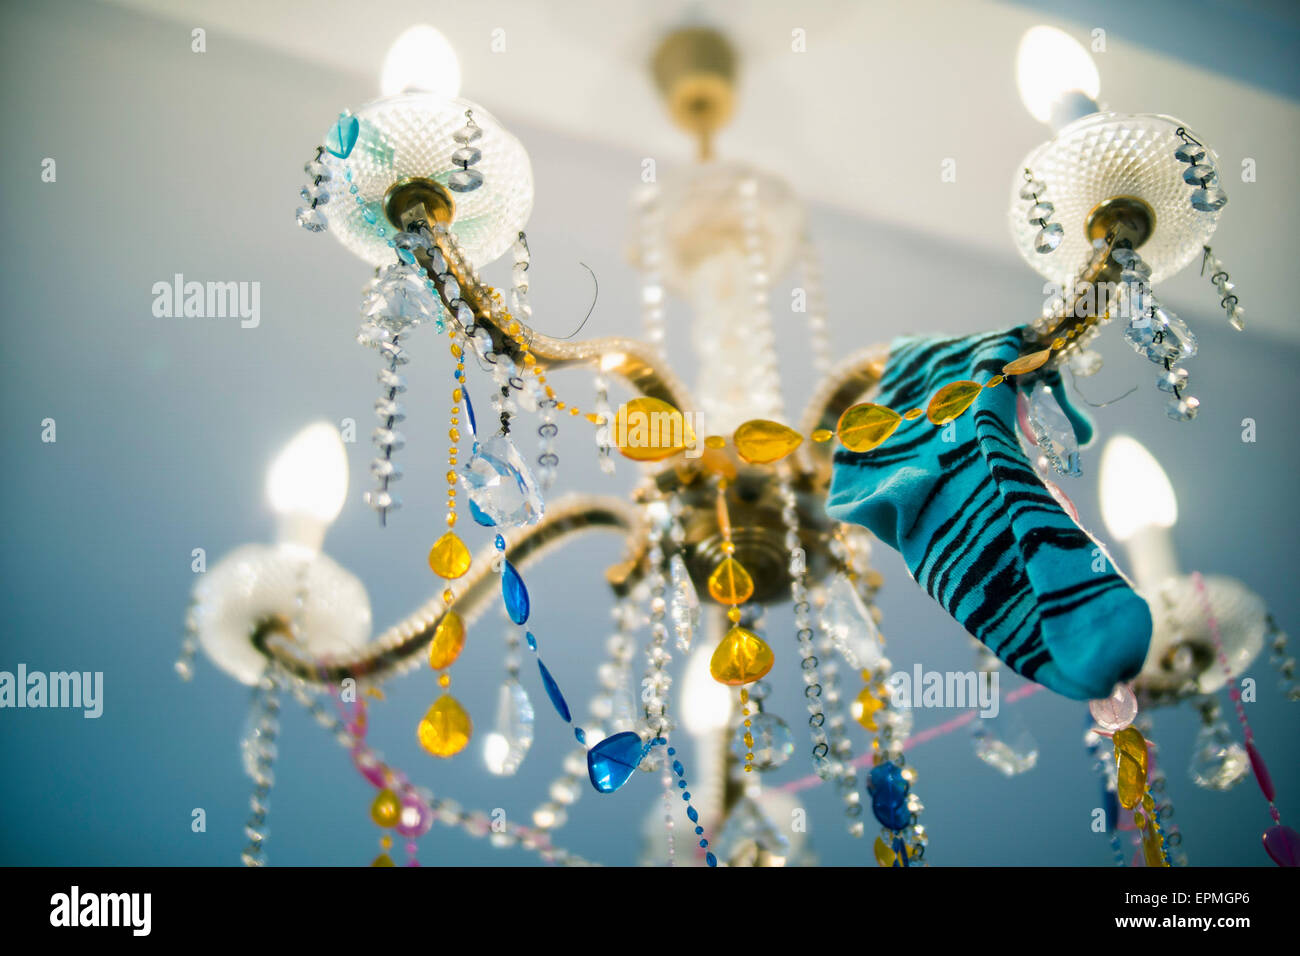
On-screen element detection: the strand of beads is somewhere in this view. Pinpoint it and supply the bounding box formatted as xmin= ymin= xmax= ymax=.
xmin=668 ymin=744 xmax=717 ymax=866
xmin=283 ymin=679 xmax=593 ymax=866
xmin=1083 ymin=725 xmax=1127 ymax=865
xmin=1021 ymin=168 xmax=1064 ymax=254
xmin=295 ymin=145 xmax=330 ymax=233
xmin=639 ymin=509 xmax=674 ymax=751
xmin=771 ymin=477 xmax=831 ymax=779
xmin=706 ymin=483 xmax=776 ymax=777
xmin=420 ymin=336 xmax=475 ymax=759
xmin=634 ymin=182 xmax=666 ymax=350
xmin=1192 ymin=572 xmax=1298 ymax=866
xmin=796 ymin=233 xmax=832 ymax=376
xmin=1113 ymin=246 xmax=1201 ymax=422
xmin=1110 ymin=723 xmax=1171 ymax=867
xmin=175 ymin=598 xmax=199 ymax=681
xmin=448 ymin=111 xmax=485 ymax=194
xmin=593 ymin=375 xmax=616 ymax=476
xmin=531 ymin=597 xmax=641 ymax=835
xmin=1174 ymin=128 xmax=1228 ymax=213
xmin=661 ymin=736 xmax=677 ymax=866
xmin=1140 ymin=724 xmax=1187 ymax=866
xmin=1264 ymin=616 xmax=1299 ymax=702
xmin=484 ymin=609 xmax=533 ymax=778
xmin=1201 ymin=246 xmax=1246 ymax=331
xmin=239 ymin=667 xmax=282 ymax=866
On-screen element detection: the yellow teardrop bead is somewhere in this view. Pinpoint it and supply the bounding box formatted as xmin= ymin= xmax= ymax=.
xmin=903 ymin=408 xmax=924 ymax=421
xmin=852 ymin=684 xmax=886 ymax=730
xmin=1001 ymin=348 xmax=1053 ymax=377
xmin=1113 ymin=726 xmax=1149 ymax=809
xmin=733 ymin=419 xmax=803 ymax=464
xmin=370 ymin=788 xmax=401 ymax=827
xmin=613 ymin=396 xmax=693 ymax=462
xmin=704 ymin=434 xmax=727 ymax=449
xmin=709 ymin=626 xmax=775 ymax=685
xmin=926 ymin=380 xmax=982 ymax=425
xmin=707 ymin=557 xmax=754 ymax=605
xmin=428 ymin=610 xmax=466 ymax=670
xmin=811 ymin=428 xmax=833 ymax=443
xmin=428 ymin=531 xmax=471 ymax=579
xmin=371 ymin=853 xmax=396 ymax=867
xmin=836 ymin=403 xmax=903 ymax=452
xmin=984 ymin=374 xmax=1005 ymax=389
xmin=873 ymin=836 xmax=896 ymax=867
xmin=417 ymin=694 xmax=473 ymax=757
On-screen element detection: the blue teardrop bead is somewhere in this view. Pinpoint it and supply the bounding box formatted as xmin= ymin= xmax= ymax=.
xmin=706 ymin=852 xmax=717 ymax=867
xmin=469 ymin=499 xmax=495 ymax=527
xmin=687 ymin=806 xmax=698 ymax=823
xmin=494 ymin=534 xmax=506 ymax=551
xmin=868 ymin=761 xmax=911 ymax=831
xmin=325 ymin=113 xmax=359 ymax=158
xmin=537 ymin=659 xmax=571 ymax=722
xmin=574 ymin=727 xmax=586 ymax=744
xmin=672 ymin=760 xmax=684 ymax=777
xmin=502 ymin=560 xmax=529 ymax=624
xmin=587 ymin=732 xmax=649 ymax=794
xmin=525 ymin=631 xmax=537 ymax=652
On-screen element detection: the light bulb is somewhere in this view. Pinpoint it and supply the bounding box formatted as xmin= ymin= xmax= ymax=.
xmin=1016 ymin=25 xmax=1100 ymax=127
xmin=680 ymin=642 xmax=732 ymax=734
xmin=1099 ymin=435 xmax=1178 ymax=543
xmin=266 ymin=422 xmax=349 ymax=553
xmin=381 ymin=25 xmax=461 ymax=98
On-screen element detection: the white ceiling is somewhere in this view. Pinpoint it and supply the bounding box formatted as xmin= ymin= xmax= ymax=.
xmin=107 ymin=0 xmax=1299 ymax=341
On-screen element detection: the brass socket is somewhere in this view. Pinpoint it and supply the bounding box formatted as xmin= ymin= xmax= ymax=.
xmin=1085 ymin=195 xmax=1155 ymax=249
xmin=383 ymin=177 xmax=455 ymax=231
xmin=651 ymin=27 xmax=737 ymax=147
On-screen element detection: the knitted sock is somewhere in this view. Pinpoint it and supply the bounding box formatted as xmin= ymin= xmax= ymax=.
xmin=826 ymin=327 xmax=1151 ymax=700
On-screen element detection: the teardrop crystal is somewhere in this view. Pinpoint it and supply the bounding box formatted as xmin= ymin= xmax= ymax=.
xmin=483 ymin=680 xmax=534 ymax=776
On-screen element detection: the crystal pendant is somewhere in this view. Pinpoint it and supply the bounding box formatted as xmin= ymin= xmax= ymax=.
xmin=1150 ymin=307 xmax=1198 ymax=362
xmin=709 ymin=626 xmax=775 ymax=685
xmin=295 ymin=206 xmax=327 ymax=232
xmin=324 ymin=112 xmax=359 ymax=159
xmin=1035 ymin=222 xmax=1064 ymax=253
xmin=1027 ymin=382 xmax=1080 ymax=477
xmin=731 ymin=712 xmax=794 ymax=770
xmin=1188 ymin=721 xmax=1249 ymax=790
xmin=715 ymin=797 xmax=789 ymax=865
xmin=668 ymin=554 xmax=700 ymax=652
xmin=362 ymin=264 xmax=442 ymax=333
xmin=1191 ymin=186 xmax=1228 ymax=212
xmin=1166 ymin=396 xmax=1201 ymax=422
xmin=459 ymin=434 xmax=545 ymax=529
xmin=820 ymin=573 xmax=883 ymax=672
xmin=972 ymin=708 xmax=1039 ymax=776
xmin=483 ymin=680 xmax=534 ymax=776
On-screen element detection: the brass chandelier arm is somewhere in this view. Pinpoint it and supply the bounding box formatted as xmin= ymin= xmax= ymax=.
xmin=383 ymin=190 xmax=696 ymax=414
xmin=253 ymin=495 xmax=646 ymax=685
xmin=798 ymin=343 xmax=890 ymax=470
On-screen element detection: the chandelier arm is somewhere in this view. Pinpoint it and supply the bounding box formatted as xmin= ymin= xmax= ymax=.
xmin=252 ymin=495 xmax=646 ymax=685
xmin=797 ymin=343 xmax=890 ymax=468
xmin=389 ymin=212 xmax=697 ymax=412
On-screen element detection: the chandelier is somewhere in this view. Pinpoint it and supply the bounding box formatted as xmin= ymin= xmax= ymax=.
xmin=178 ymin=23 xmax=1297 ymax=868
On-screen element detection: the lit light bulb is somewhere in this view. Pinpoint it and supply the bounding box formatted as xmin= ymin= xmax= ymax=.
xmin=266 ymin=422 xmax=349 ymax=554
xmin=1100 ymin=435 xmax=1180 ymax=589
xmin=1016 ymin=25 xmax=1101 ymax=128
xmin=1100 ymin=435 xmax=1177 ymax=541
xmin=681 ymin=642 xmax=733 ymax=734
xmin=381 ymin=25 xmax=462 ymax=99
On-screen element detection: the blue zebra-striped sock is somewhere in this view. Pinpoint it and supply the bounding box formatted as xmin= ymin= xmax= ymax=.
xmin=826 ymin=328 xmax=1151 ymax=701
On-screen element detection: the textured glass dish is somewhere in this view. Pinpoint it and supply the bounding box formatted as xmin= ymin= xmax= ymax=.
xmin=640 ymin=161 xmax=806 ymax=294
xmin=322 ymin=94 xmax=533 ymax=268
xmin=1009 ymin=113 xmax=1222 ymax=284
xmin=193 ymin=544 xmax=372 ymax=685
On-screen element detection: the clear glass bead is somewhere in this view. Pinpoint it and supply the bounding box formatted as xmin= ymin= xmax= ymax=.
xmin=1166 ymin=396 xmax=1201 ymax=422
xmin=1190 ymin=186 xmax=1228 ymax=212
xmin=1035 ymin=222 xmax=1064 ymax=253
xmin=448 ymin=168 xmax=484 ymax=192
xmin=296 ymin=206 xmax=327 ymax=232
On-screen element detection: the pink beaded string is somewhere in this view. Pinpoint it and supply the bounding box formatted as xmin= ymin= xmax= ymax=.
xmin=1192 ymin=573 xmax=1286 ymax=837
